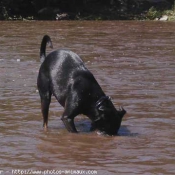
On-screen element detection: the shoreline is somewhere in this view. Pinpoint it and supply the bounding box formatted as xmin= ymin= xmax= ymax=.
xmin=1 ymin=9 xmax=175 ymax=21
xmin=1 ymin=0 xmax=175 ymax=21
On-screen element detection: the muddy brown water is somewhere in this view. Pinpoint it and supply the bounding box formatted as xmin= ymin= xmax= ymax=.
xmin=0 ymin=21 xmax=175 ymax=175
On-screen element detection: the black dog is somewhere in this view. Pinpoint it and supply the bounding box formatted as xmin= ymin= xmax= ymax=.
xmin=37 ymin=35 xmax=126 ymax=135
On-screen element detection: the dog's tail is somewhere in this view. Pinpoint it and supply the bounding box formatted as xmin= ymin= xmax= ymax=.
xmin=40 ymin=35 xmax=53 ymax=63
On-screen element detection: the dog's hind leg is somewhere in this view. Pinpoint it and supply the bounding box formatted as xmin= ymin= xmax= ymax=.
xmin=37 ymin=72 xmax=52 ymax=129
xmin=40 ymin=92 xmax=51 ymax=129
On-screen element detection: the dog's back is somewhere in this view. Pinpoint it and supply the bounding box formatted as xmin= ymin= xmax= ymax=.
xmin=39 ymin=44 xmax=104 ymax=107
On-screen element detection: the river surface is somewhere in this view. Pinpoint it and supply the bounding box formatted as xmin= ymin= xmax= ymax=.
xmin=0 ymin=21 xmax=175 ymax=175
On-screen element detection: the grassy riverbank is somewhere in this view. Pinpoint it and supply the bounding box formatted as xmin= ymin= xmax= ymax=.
xmin=145 ymin=5 xmax=175 ymax=21
xmin=0 ymin=0 xmax=175 ymax=21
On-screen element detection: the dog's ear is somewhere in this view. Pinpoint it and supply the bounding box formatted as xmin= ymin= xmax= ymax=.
xmin=118 ymin=106 xmax=126 ymax=118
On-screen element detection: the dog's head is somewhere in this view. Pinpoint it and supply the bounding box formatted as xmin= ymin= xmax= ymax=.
xmin=94 ymin=96 xmax=126 ymax=135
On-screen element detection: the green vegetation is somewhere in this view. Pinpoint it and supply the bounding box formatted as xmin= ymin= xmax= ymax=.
xmin=145 ymin=3 xmax=175 ymax=20
xmin=0 ymin=0 xmax=175 ymax=20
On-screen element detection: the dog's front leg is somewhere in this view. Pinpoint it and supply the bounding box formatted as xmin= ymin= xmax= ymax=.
xmin=61 ymin=115 xmax=78 ymax=133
